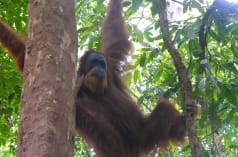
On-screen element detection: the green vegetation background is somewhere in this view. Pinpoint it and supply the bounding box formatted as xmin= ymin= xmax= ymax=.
xmin=0 ymin=0 xmax=238 ymax=156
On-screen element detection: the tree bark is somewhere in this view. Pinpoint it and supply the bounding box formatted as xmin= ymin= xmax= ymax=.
xmin=16 ymin=0 xmax=77 ymax=157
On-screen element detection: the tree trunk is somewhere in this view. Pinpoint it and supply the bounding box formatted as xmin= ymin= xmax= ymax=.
xmin=16 ymin=0 xmax=77 ymax=157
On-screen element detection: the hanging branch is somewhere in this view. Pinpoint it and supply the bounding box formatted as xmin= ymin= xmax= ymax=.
xmin=199 ymin=0 xmax=238 ymax=74
xmin=155 ymin=0 xmax=203 ymax=156
xmin=198 ymin=5 xmax=213 ymax=74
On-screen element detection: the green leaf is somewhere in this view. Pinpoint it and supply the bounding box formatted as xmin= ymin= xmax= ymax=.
xmin=225 ymin=110 xmax=235 ymax=123
xmin=139 ymin=53 xmax=147 ymax=67
xmin=198 ymin=78 xmax=206 ymax=89
xmin=132 ymin=0 xmax=142 ymax=11
xmin=133 ymin=69 xmax=141 ymax=83
xmin=230 ymin=145 xmax=238 ymax=149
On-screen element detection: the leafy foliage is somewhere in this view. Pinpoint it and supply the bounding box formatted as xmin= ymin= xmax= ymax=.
xmin=0 ymin=0 xmax=27 ymax=156
xmin=0 ymin=0 xmax=238 ymax=156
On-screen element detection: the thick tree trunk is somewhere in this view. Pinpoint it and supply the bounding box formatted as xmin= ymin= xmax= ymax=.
xmin=16 ymin=0 xmax=77 ymax=157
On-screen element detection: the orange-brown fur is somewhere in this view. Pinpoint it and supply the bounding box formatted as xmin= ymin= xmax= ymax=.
xmin=0 ymin=0 xmax=197 ymax=156
xmin=0 ymin=20 xmax=25 ymax=72
xmin=76 ymin=0 xmax=191 ymax=157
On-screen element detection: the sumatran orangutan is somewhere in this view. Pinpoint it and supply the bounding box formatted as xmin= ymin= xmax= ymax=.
xmin=0 ymin=0 xmax=198 ymax=157
xmin=76 ymin=0 xmax=198 ymax=156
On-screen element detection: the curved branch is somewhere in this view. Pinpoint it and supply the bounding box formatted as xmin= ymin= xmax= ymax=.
xmin=155 ymin=0 xmax=203 ymax=156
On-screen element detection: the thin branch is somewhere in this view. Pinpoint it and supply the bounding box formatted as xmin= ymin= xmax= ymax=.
xmin=170 ymin=0 xmax=183 ymax=5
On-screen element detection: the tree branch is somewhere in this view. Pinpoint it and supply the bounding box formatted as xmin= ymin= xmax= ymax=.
xmin=155 ymin=0 xmax=203 ymax=156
